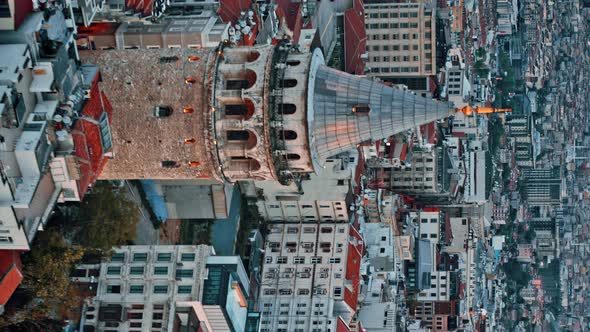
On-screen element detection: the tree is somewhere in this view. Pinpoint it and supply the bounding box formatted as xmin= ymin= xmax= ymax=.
xmin=21 ymin=229 xmax=85 ymax=303
xmin=75 ymin=181 xmax=140 ymax=253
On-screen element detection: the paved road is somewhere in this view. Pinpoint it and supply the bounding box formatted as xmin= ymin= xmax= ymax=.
xmin=125 ymin=181 xmax=159 ymax=245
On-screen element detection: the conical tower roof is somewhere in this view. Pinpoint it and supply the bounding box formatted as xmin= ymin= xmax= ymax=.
xmin=306 ymin=50 xmax=454 ymax=169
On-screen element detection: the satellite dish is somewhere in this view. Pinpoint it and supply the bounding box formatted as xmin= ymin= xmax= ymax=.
xmin=63 ymin=116 xmax=72 ymax=125
xmin=53 ymin=114 xmax=63 ymax=122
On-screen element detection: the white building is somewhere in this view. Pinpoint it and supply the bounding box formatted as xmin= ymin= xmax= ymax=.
xmin=409 ymin=210 xmax=441 ymax=245
xmin=75 ymin=245 xmax=252 ymax=332
xmin=258 ymin=221 xmax=361 ymax=332
xmin=0 ymin=44 xmax=60 ymax=250
xmin=255 ymin=153 xmax=356 ymax=221
xmin=417 ymin=271 xmax=451 ymax=302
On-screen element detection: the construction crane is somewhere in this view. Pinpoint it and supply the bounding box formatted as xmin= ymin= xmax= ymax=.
xmin=455 ymin=106 xmax=512 ymax=116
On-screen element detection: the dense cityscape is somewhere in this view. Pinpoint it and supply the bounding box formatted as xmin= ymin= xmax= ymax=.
xmin=0 ymin=0 xmax=588 ymax=331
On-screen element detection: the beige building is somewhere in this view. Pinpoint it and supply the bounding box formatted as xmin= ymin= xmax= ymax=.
xmin=364 ymin=0 xmax=437 ymax=84
xmin=387 ymin=145 xmax=438 ymax=194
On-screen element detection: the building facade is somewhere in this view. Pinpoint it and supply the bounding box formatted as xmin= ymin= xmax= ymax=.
xmin=75 ymin=245 xmax=254 ymax=332
xmin=364 ymin=0 xmax=436 ymax=86
xmin=257 ymin=221 xmax=362 ymax=332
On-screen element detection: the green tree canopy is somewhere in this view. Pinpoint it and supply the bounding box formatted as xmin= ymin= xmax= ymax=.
xmin=76 ymin=181 xmax=140 ymax=253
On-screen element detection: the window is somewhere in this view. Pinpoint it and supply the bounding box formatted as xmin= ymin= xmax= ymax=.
xmin=176 ymin=269 xmax=193 ymax=278
xmin=430 ymin=234 xmax=437 ymax=238
xmin=152 ymin=322 xmax=162 ymax=328
xmin=334 ymin=287 xmax=342 ymax=297
xmin=178 ymin=285 xmax=192 ymax=294
xmin=130 ymin=322 xmax=142 ymax=328
xmin=421 ymin=218 xmax=428 ymax=223
xmin=265 ymin=256 xmax=272 ymax=264
xmin=106 ymin=285 xmax=121 ymax=294
xmin=128 ymin=312 xmax=143 ymax=320
xmin=154 ymin=266 xmax=168 ymax=275
xmin=287 ymin=227 xmax=299 ymax=234
xmin=133 ymin=253 xmax=147 ymax=262
xmin=430 ymin=218 xmax=438 ymax=223
xmin=380 ymin=248 xmax=386 ymax=253
xmin=181 ymin=253 xmax=195 ymax=261
xmin=337 ymin=179 xmax=345 ymax=186
xmin=298 ymin=289 xmax=310 ymax=295
xmin=279 ymin=289 xmax=292 ymax=295
xmin=329 ymin=258 xmax=341 ymax=264
xmin=311 ymin=257 xmax=322 ymax=264
xmin=107 ymin=266 xmax=121 ymax=275
xmin=153 ymin=312 xmax=164 ymax=320
xmin=130 ymin=266 xmax=144 ymax=275
xmin=99 ymin=112 xmax=112 ymax=150
xmin=111 ymin=253 xmax=125 ymax=262
xmin=277 ymin=257 xmax=287 ymax=264
xmin=157 ymin=253 xmax=172 ymax=262
xmin=263 ymin=289 xmax=276 ymax=295
xmin=293 ymin=257 xmax=305 ymax=264
xmin=129 ymin=285 xmax=144 ymax=294
xmin=153 ymin=285 xmax=168 ymax=294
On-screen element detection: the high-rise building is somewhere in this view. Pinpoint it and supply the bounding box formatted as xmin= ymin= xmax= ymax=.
xmin=364 ymin=0 xmax=437 ymax=91
xmin=521 ymin=168 xmax=562 ymax=207
xmin=74 ymin=245 xmax=254 ymax=332
xmin=257 ymin=221 xmax=363 ymax=332
xmin=81 ymin=42 xmax=454 ymax=185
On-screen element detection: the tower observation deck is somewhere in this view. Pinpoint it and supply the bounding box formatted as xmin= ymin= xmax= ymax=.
xmin=82 ymin=41 xmax=455 ymax=185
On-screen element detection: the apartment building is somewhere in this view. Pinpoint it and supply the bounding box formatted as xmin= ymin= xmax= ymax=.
xmin=260 ymin=200 xmax=349 ymax=223
xmin=521 ymin=168 xmax=562 ymax=207
xmin=255 ymin=153 xmax=356 ymax=221
xmin=258 ymin=221 xmax=363 ymax=332
xmin=388 ymin=146 xmax=438 ymax=194
xmin=417 ymin=271 xmax=451 ymax=302
xmin=412 ymin=210 xmax=442 ymax=245
xmin=75 ymin=245 xmax=254 ymax=332
xmin=364 ymin=0 xmax=436 ymax=90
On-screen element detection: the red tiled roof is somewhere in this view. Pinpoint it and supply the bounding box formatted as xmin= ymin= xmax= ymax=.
xmin=276 ymin=0 xmax=303 ymax=43
xmin=73 ymin=72 xmax=112 ymax=200
xmin=344 ymin=0 xmax=367 ymax=74
xmin=344 ymin=225 xmax=364 ymax=314
xmin=0 ymin=251 xmax=23 ymax=306
xmin=13 ymin=1 xmax=33 ymax=30
xmin=336 ymin=317 xmax=351 ymax=332
xmin=218 ymin=0 xmax=252 ymax=24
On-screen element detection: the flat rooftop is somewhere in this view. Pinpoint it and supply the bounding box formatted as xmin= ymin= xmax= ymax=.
xmin=80 ymin=49 xmax=219 ymax=180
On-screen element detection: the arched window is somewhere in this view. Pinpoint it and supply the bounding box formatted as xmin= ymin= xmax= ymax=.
xmin=280 ymin=79 xmax=297 ymax=88
xmin=278 ymin=103 xmax=296 ymax=115
xmin=161 ymin=160 xmax=177 ymax=168
xmin=287 ymin=60 xmax=301 ymax=66
xmin=352 ymin=105 xmax=371 ymax=114
xmin=224 ymin=99 xmax=255 ymax=119
xmin=228 ymin=156 xmax=261 ymax=171
xmin=226 ymin=130 xmax=257 ymax=149
xmin=226 ymin=130 xmax=250 ymax=141
xmin=159 ymin=56 xmax=179 ymax=63
xmin=224 ymin=70 xmax=257 ymax=90
xmin=279 ymin=130 xmax=297 ymax=140
xmin=286 ymin=153 xmax=300 ymax=160
xmin=154 ymin=106 xmax=173 ymax=117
